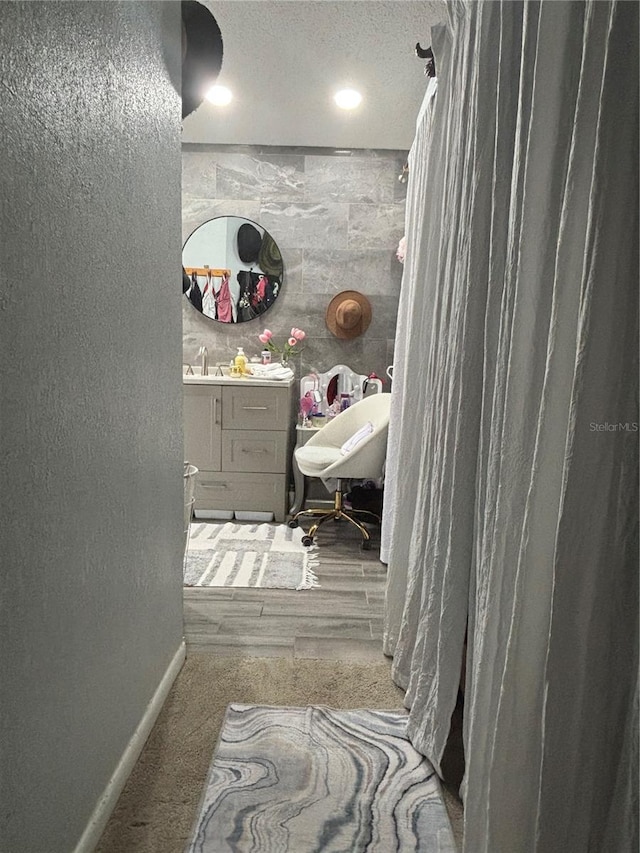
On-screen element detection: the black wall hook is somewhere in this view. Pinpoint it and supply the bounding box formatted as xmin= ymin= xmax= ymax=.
xmin=415 ymin=43 xmax=436 ymax=78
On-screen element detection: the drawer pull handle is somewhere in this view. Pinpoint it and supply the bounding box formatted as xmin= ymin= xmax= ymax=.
xmin=202 ymin=483 xmax=229 ymax=489
xmin=241 ymin=448 xmax=268 ymax=454
xmin=213 ymin=397 xmax=220 ymax=425
xmin=242 ymin=406 xmax=269 ymax=411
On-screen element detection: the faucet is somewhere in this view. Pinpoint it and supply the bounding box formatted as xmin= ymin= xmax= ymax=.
xmin=198 ymin=345 xmax=209 ymax=376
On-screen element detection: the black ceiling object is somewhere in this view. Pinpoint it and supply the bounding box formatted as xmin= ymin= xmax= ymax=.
xmin=181 ymin=1 xmax=223 ymax=119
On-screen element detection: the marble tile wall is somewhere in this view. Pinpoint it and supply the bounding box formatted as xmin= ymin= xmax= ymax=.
xmin=182 ymin=144 xmax=408 ymax=383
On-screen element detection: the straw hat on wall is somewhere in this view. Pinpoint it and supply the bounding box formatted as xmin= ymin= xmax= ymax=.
xmin=325 ymin=291 xmax=372 ymax=339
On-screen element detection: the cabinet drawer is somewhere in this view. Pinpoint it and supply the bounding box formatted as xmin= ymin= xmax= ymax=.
xmin=194 ymin=471 xmax=287 ymax=517
xmin=222 ymin=386 xmax=290 ymax=431
xmin=222 ymin=430 xmax=288 ymax=474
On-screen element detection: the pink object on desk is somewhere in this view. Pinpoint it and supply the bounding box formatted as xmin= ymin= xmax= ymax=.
xmin=300 ymin=394 xmax=315 ymax=420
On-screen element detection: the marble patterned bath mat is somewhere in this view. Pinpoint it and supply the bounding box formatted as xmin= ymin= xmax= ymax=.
xmin=186 ymin=704 xmax=457 ymax=853
xmin=184 ymin=522 xmax=319 ymax=589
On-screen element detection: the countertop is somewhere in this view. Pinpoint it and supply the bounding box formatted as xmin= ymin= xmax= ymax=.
xmin=183 ymin=366 xmax=295 ymax=388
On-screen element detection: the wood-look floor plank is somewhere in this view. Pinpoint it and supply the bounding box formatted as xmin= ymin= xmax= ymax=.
xmin=305 ymin=534 xmax=382 ymax=560
xmin=184 ymin=600 xmax=264 ymax=619
xmin=317 ymin=557 xmax=368 ymax=569
xmin=183 ymin=587 xmax=235 ymax=599
xmin=230 ymin=589 xmax=285 ymax=601
xmin=216 ymin=615 xmax=374 ymax=640
xmin=319 ymin=549 xmax=381 ymax=564
xmin=311 ymin=572 xmax=372 ymax=593
xmin=228 ymin=587 xmax=367 ymax=603
xmin=261 ymin=599 xmax=373 ymax=619
xmin=307 ymin=563 xmax=365 ymax=578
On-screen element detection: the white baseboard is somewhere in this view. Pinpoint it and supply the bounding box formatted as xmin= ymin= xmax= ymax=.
xmin=73 ymin=640 xmax=187 ymax=853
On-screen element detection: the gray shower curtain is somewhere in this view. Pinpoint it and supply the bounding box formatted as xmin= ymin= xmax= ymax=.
xmin=381 ymin=2 xmax=638 ymax=850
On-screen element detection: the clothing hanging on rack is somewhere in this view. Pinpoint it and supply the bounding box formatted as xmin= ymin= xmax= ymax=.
xmin=253 ymin=274 xmax=267 ymax=307
xmin=188 ymin=270 xmax=203 ymax=312
xmin=265 ymin=277 xmax=280 ymax=308
xmin=215 ymin=274 xmax=233 ymax=323
xmin=202 ymin=271 xmax=217 ymax=319
xmin=236 ymin=270 xmax=259 ymax=322
xmin=249 ymin=273 xmax=271 ymax=317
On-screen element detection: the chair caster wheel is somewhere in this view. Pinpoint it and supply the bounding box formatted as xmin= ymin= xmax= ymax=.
xmin=361 ymin=539 xmax=372 ymax=551
xmin=301 ymin=535 xmax=314 ymax=547
xmin=288 ymin=519 xmax=299 ymax=528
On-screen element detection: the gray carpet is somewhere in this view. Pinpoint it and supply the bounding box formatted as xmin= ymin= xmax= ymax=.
xmin=96 ymin=656 xmax=464 ymax=852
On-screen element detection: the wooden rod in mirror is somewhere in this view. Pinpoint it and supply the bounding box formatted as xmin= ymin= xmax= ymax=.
xmin=184 ymin=267 xmax=230 ymax=277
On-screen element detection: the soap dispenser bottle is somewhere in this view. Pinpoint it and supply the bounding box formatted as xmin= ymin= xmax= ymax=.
xmin=234 ymin=347 xmax=248 ymax=375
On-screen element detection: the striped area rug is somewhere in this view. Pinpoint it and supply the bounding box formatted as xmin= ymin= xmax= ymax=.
xmin=186 ymin=704 xmax=457 ymax=852
xmin=184 ymin=522 xmax=319 ymax=589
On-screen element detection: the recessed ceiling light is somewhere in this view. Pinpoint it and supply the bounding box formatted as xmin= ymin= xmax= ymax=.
xmin=334 ymin=89 xmax=362 ymax=110
xmin=206 ymin=85 xmax=232 ymax=106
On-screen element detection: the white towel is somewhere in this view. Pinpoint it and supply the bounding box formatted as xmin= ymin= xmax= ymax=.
xmin=250 ymin=365 xmax=294 ymax=381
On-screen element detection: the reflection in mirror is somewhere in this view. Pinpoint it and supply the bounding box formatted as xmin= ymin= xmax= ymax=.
xmin=323 ymin=366 xmax=366 ymax=412
xmin=300 ymin=365 xmax=368 ymax=415
xmin=326 ymin=375 xmax=339 ymax=407
xmin=182 ymin=216 xmax=284 ymax=324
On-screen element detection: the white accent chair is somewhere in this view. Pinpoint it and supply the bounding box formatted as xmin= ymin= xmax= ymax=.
xmin=289 ymin=393 xmax=391 ymax=549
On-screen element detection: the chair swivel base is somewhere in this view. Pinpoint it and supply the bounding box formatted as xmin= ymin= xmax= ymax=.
xmin=288 ymin=480 xmax=380 ymax=550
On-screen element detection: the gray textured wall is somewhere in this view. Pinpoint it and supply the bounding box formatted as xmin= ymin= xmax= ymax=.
xmin=0 ymin=4 xmax=183 ymax=851
xmin=182 ymin=145 xmax=407 ymax=382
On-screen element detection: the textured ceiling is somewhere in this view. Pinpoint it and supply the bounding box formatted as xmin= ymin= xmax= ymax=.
xmin=182 ymin=0 xmax=448 ymax=150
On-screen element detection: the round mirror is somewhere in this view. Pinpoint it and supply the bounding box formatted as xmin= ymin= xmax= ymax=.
xmin=182 ymin=216 xmax=284 ymax=323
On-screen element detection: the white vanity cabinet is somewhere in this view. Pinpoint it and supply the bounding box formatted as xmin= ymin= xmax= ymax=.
xmin=183 ymin=376 xmax=294 ymax=522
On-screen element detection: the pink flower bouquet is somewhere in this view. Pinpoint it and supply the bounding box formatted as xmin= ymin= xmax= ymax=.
xmin=258 ymin=327 xmax=306 ymax=360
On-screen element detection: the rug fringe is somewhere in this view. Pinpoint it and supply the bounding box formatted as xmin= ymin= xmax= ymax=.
xmin=297 ymin=549 xmax=321 ymax=590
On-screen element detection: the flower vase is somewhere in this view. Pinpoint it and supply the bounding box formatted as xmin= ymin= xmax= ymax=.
xmin=280 ymin=354 xmax=295 ymax=374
